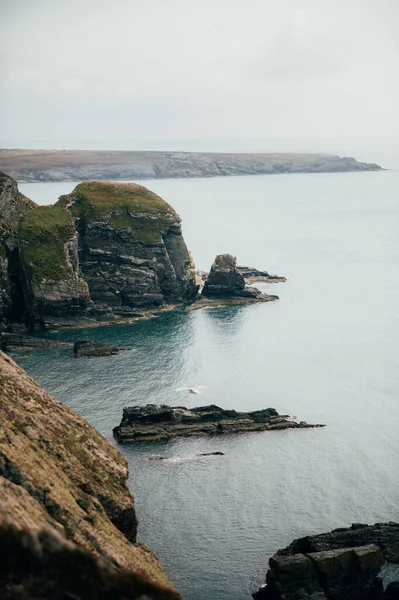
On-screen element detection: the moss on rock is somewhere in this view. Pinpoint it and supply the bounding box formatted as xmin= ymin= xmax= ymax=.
xmin=19 ymin=205 xmax=75 ymax=283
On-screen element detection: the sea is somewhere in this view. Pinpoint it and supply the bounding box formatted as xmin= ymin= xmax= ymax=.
xmin=8 ymin=139 xmax=399 ymax=599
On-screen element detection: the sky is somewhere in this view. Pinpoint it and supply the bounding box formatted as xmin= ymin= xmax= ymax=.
xmin=0 ymin=0 xmax=398 ymax=145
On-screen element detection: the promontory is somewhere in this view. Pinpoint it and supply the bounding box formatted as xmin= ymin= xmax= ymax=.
xmin=0 ymin=149 xmax=382 ymax=182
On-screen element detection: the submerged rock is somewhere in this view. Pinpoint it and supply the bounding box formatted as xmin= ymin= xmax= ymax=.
xmin=113 ymin=404 xmax=325 ymax=443
xmin=0 ymin=332 xmax=71 ymax=352
xmin=253 ymin=522 xmax=399 ymax=600
xmin=73 ymin=340 xmax=126 ymax=358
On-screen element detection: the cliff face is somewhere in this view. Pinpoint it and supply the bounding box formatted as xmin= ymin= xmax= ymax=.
xmin=0 ymin=175 xmax=198 ymax=330
xmin=0 ymin=172 xmax=36 ymax=331
xmin=0 ymin=350 xmax=179 ymax=598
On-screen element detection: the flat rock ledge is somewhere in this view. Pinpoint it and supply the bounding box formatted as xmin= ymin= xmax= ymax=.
xmin=236 ymin=266 xmax=287 ymax=284
xmin=0 ymin=332 xmax=71 ymax=351
xmin=113 ymin=404 xmax=325 ymax=443
xmin=73 ymin=340 xmax=126 ymax=358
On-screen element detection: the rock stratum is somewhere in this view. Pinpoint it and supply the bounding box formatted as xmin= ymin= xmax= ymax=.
xmin=0 ymin=350 xmax=180 ymax=599
xmin=0 ymin=173 xmax=198 ymax=330
xmin=254 ymin=522 xmax=399 ymax=600
xmin=113 ymin=404 xmax=324 ymax=443
xmin=0 ymin=149 xmax=382 ymax=182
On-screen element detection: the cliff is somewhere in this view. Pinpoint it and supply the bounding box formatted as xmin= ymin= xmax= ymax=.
xmin=0 ymin=350 xmax=180 ymax=598
xmin=0 ymin=172 xmax=36 ymax=330
xmin=0 ymin=175 xmax=198 ymax=330
xmin=254 ymin=522 xmax=399 ymax=600
xmin=0 ymin=149 xmax=382 ymax=182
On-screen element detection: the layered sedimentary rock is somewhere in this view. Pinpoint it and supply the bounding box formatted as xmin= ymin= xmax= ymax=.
xmin=62 ymin=181 xmax=197 ymax=320
xmin=0 ymin=172 xmax=36 ymax=331
xmin=0 ymin=175 xmax=198 ymax=330
xmin=254 ymin=523 xmax=399 ymax=600
xmin=0 ymin=149 xmax=382 ymax=182
xmin=199 ymin=254 xmax=278 ymax=307
xmin=113 ymin=404 xmax=325 ymax=442
xmin=0 ymin=350 xmax=179 ymax=598
xmin=236 ymin=266 xmax=287 ymax=284
xmin=0 ymin=332 xmax=71 ymax=351
xmin=18 ymin=203 xmax=93 ymax=329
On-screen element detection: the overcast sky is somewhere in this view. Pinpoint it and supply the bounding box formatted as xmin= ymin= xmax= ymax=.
xmin=0 ymin=0 xmax=398 ymax=145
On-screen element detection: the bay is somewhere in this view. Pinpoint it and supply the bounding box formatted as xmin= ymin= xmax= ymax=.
xmin=15 ymin=167 xmax=399 ymax=599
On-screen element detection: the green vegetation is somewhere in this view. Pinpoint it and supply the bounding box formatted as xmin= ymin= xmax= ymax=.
xmin=19 ymin=205 xmax=75 ymax=283
xmin=61 ymin=181 xmax=175 ymax=241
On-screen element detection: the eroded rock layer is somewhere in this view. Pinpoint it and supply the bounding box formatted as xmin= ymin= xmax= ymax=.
xmin=113 ymin=404 xmax=325 ymax=442
xmin=0 ymin=350 xmax=178 ymax=596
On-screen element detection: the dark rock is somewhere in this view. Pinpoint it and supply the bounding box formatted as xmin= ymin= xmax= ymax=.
xmin=384 ymin=582 xmax=399 ymax=599
xmin=113 ymin=404 xmax=325 ymax=443
xmin=0 ymin=172 xmax=36 ymax=332
xmin=0 ymin=332 xmax=71 ymax=352
xmin=236 ymin=266 xmax=287 ymax=284
xmin=200 ymin=255 xmax=279 ymax=306
xmin=73 ymin=340 xmax=125 ymax=358
xmin=202 ymin=254 xmax=245 ymax=297
xmin=254 ymin=523 xmax=399 ymax=600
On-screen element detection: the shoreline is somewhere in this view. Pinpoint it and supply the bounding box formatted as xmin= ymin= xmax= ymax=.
xmin=0 ymin=149 xmax=382 ymax=183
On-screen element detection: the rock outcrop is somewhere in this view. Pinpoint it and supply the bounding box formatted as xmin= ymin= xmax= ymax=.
xmin=113 ymin=404 xmax=325 ymax=443
xmin=198 ymin=254 xmax=278 ymax=308
xmin=0 ymin=332 xmax=71 ymax=351
xmin=0 ymin=172 xmax=36 ymax=331
xmin=73 ymin=340 xmax=126 ymax=358
xmin=0 ymin=350 xmax=179 ymax=597
xmin=0 ymin=176 xmax=198 ymax=330
xmin=0 ymin=149 xmax=383 ymax=182
xmin=254 ymin=523 xmax=399 ymax=600
xmin=236 ymin=266 xmax=287 ymax=284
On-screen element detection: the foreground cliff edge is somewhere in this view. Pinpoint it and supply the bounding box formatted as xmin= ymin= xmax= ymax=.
xmin=0 ymin=172 xmax=281 ymax=332
xmin=0 ymin=350 xmax=180 ymax=599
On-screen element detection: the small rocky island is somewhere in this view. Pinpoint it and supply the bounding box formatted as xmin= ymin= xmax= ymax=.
xmin=113 ymin=404 xmax=325 ymax=443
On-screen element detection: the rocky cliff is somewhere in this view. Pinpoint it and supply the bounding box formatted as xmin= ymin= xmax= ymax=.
xmin=0 ymin=149 xmax=382 ymax=182
xmin=254 ymin=523 xmax=399 ymax=600
xmin=0 ymin=175 xmax=198 ymax=330
xmin=0 ymin=350 xmax=180 ymax=599
xmin=0 ymin=173 xmax=36 ymax=331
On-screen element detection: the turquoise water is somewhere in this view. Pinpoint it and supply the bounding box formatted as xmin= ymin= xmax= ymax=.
xmin=15 ymin=169 xmax=399 ymax=599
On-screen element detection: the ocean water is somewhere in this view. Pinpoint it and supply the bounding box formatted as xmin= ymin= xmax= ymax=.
xmin=14 ymin=167 xmax=399 ymax=599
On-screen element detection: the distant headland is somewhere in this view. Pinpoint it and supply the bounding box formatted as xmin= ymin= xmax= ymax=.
xmin=0 ymin=149 xmax=382 ymax=182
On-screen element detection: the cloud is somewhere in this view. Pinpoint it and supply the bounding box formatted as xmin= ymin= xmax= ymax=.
xmin=0 ymin=0 xmax=398 ymax=142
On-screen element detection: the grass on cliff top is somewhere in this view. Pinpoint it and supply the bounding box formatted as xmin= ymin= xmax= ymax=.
xmin=19 ymin=205 xmax=75 ymax=283
xmin=59 ymin=181 xmax=176 ymax=241
xmin=64 ymin=181 xmax=172 ymax=221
